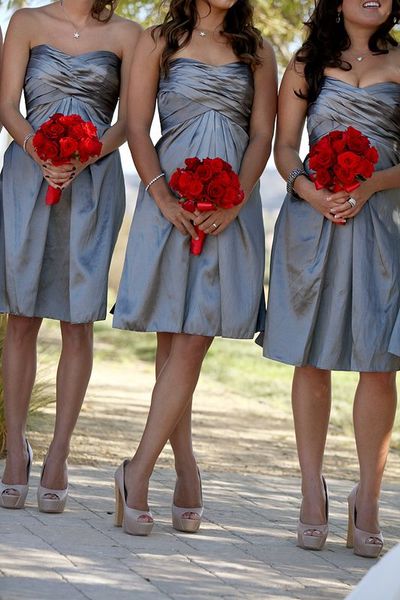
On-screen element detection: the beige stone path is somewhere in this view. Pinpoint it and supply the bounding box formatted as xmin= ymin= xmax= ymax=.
xmin=1 ymin=352 xmax=399 ymax=599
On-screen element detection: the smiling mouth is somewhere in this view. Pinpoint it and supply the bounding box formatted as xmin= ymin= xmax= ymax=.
xmin=362 ymin=1 xmax=381 ymax=7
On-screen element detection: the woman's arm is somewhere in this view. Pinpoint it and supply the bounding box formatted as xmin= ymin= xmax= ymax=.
xmin=126 ymin=28 xmax=197 ymax=238
xmin=275 ymin=60 xmax=350 ymax=224
xmin=195 ymin=41 xmax=278 ymax=236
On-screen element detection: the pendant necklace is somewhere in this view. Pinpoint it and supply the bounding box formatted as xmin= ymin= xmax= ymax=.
xmin=347 ymin=49 xmax=373 ymax=62
xmin=194 ymin=26 xmax=223 ymax=39
xmin=60 ymin=0 xmax=91 ymax=39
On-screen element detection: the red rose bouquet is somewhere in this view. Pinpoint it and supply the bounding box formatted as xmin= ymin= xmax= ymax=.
xmin=33 ymin=113 xmax=103 ymax=205
xmin=308 ymin=126 xmax=379 ymax=193
xmin=169 ymin=157 xmax=244 ymax=255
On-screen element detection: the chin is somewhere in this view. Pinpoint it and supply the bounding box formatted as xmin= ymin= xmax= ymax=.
xmin=342 ymin=0 xmax=392 ymax=27
xmin=207 ymin=0 xmax=238 ymax=10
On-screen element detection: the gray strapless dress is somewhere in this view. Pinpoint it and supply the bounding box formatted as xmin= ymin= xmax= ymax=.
xmin=113 ymin=58 xmax=265 ymax=338
xmin=263 ymin=77 xmax=400 ymax=371
xmin=0 ymin=44 xmax=125 ymax=323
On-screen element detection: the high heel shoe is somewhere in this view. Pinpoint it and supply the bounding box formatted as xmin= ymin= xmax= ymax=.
xmin=347 ymin=484 xmax=383 ymax=558
xmin=114 ymin=461 xmax=154 ymax=536
xmin=37 ymin=458 xmax=68 ymax=513
xmin=172 ymin=469 xmax=203 ymax=533
xmin=297 ymin=476 xmax=329 ymax=550
xmin=0 ymin=440 xmax=33 ymax=509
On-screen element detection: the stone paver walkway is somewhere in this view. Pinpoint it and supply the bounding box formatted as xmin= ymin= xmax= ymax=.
xmin=0 ymin=465 xmax=399 ymax=600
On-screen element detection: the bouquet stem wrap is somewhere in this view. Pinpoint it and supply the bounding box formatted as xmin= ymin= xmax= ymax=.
xmin=182 ymin=200 xmax=215 ymax=255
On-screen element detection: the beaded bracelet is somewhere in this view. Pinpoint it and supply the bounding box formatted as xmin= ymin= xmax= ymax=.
xmin=22 ymin=132 xmax=35 ymax=153
xmin=286 ymin=167 xmax=308 ymax=197
xmin=145 ymin=172 xmax=165 ymax=192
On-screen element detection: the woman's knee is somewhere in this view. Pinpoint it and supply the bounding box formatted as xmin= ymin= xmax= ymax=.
xmin=172 ymin=334 xmax=213 ymax=364
xmin=359 ymin=371 xmax=397 ymax=391
xmin=6 ymin=315 xmax=42 ymax=345
xmin=60 ymin=321 xmax=93 ymax=349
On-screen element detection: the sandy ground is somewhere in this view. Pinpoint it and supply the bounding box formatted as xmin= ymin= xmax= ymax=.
xmin=27 ymin=346 xmax=400 ymax=486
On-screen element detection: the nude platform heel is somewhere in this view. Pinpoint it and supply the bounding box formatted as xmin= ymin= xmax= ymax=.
xmin=0 ymin=440 xmax=33 ymax=509
xmin=114 ymin=461 xmax=154 ymax=536
xmin=347 ymin=484 xmax=383 ymax=558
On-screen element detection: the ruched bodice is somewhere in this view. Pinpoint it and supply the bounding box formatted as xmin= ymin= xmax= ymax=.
xmin=263 ymin=77 xmax=400 ymax=371
xmin=113 ymin=59 xmax=265 ymax=338
xmin=0 ymin=45 xmax=125 ymax=323
xmin=158 ymin=58 xmax=253 ymax=133
xmin=25 ymin=44 xmax=121 ymax=132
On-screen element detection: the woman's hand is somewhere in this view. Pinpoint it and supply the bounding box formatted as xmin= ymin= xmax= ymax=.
xmin=193 ymin=205 xmax=241 ymax=235
xmin=327 ymin=177 xmax=378 ymax=220
xmin=156 ymin=194 xmax=198 ymax=239
xmin=297 ymin=182 xmax=348 ymax=223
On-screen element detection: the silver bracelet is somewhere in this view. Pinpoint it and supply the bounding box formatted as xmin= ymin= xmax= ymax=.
xmin=22 ymin=132 xmax=35 ymax=153
xmin=286 ymin=167 xmax=307 ymax=196
xmin=145 ymin=172 xmax=165 ymax=192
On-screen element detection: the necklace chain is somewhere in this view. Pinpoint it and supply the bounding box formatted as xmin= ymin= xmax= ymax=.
xmin=194 ymin=26 xmax=223 ymax=38
xmin=346 ymin=49 xmax=373 ymax=62
xmin=60 ymin=0 xmax=91 ymax=39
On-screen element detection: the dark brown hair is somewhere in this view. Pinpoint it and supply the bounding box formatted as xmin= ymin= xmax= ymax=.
xmin=153 ymin=0 xmax=263 ymax=75
xmin=295 ymin=0 xmax=400 ymax=103
xmin=91 ymin=0 xmax=118 ymax=22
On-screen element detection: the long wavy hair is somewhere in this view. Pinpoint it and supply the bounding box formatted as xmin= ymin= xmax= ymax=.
xmin=153 ymin=0 xmax=263 ymax=76
xmin=91 ymin=0 xmax=118 ymax=22
xmin=295 ymin=0 xmax=400 ymax=103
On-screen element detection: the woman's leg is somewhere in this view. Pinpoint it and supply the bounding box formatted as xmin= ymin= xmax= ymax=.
xmin=2 ymin=316 xmax=42 ymax=486
xmin=157 ymin=333 xmax=201 ymax=512
xmin=125 ymin=333 xmax=213 ymax=511
xmin=353 ymin=371 xmax=397 ymax=533
xmin=292 ymin=366 xmax=332 ymax=527
xmin=40 ymin=321 xmax=93 ymax=491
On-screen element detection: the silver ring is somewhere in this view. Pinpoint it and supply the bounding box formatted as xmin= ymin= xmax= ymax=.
xmin=348 ymin=197 xmax=357 ymax=208
xmin=212 ymin=223 xmax=218 ymax=229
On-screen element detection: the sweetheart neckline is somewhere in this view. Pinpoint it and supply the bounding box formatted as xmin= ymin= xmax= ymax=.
xmin=30 ymin=43 xmax=121 ymax=62
xmin=324 ymin=75 xmax=400 ymax=90
xmin=170 ymin=57 xmax=245 ymax=69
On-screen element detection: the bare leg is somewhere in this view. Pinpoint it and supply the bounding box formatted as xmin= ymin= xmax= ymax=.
xmin=157 ymin=333 xmax=201 ymax=513
xmin=2 ymin=316 xmax=42 ymax=487
xmin=353 ymin=371 xmax=397 ymax=534
xmin=41 ymin=321 xmax=93 ymax=492
xmin=292 ymin=366 xmax=331 ymax=527
xmin=125 ymin=333 xmax=213 ymax=512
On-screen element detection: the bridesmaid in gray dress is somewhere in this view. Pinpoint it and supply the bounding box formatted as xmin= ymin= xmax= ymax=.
xmin=112 ymin=0 xmax=277 ymax=535
xmin=0 ymin=1 xmax=140 ymax=513
xmin=263 ymin=0 xmax=400 ymax=557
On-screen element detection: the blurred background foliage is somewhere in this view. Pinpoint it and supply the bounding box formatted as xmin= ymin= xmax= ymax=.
xmin=2 ymin=0 xmax=315 ymax=64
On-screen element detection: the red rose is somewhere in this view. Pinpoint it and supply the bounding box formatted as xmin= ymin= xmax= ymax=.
xmin=177 ymin=172 xmax=203 ymax=200
xmin=82 ymin=122 xmax=98 ymax=138
xmin=365 ymin=147 xmax=379 ymax=164
xmin=195 ymin=163 xmax=213 ymax=182
xmin=328 ymin=131 xmax=344 ymax=142
xmin=219 ymin=186 xmax=242 ymax=208
xmin=32 ymin=131 xmax=47 ymax=150
xmin=59 ymin=136 xmax=79 ymax=158
xmin=203 ymin=157 xmax=225 ymax=174
xmin=68 ymin=123 xmax=86 ymax=140
xmin=41 ymin=121 xmax=66 ymax=140
xmin=37 ymin=140 xmax=59 ymax=161
xmin=184 ymin=157 xmax=201 ymax=172
xmin=169 ymin=169 xmax=182 ymax=193
xmin=59 ymin=114 xmax=83 ymax=127
xmin=78 ymin=137 xmax=102 ymax=161
xmin=345 ymin=127 xmax=370 ymax=153
xmin=331 ymin=137 xmax=347 ymax=154
xmin=207 ymin=178 xmax=225 ymax=202
xmin=314 ymin=169 xmax=332 ymax=189
xmin=309 ymin=147 xmax=335 ymax=171
xmin=358 ymin=158 xmax=374 ymax=179
xmin=337 ymin=151 xmax=362 ymax=172
xmin=334 ymin=165 xmax=357 ymax=188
